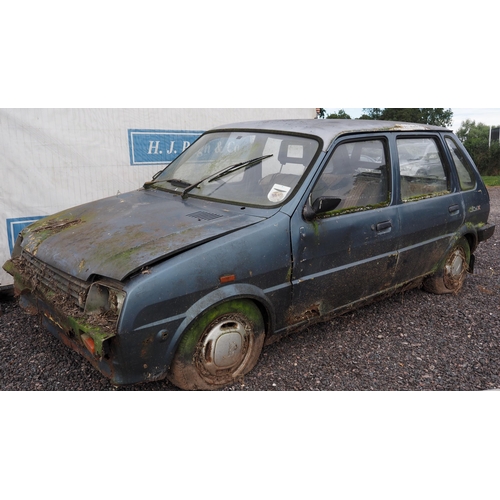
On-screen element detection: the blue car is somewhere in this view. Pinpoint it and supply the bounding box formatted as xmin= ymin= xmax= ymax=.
xmin=3 ymin=119 xmax=495 ymax=390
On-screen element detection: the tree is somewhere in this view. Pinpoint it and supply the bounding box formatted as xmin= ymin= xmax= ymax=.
xmin=326 ymin=109 xmax=351 ymax=119
xmin=361 ymin=108 xmax=383 ymax=120
xmin=316 ymin=108 xmax=327 ymax=119
xmin=456 ymin=119 xmax=489 ymax=145
xmin=456 ymin=120 xmax=500 ymax=176
xmin=361 ymin=108 xmax=453 ymax=127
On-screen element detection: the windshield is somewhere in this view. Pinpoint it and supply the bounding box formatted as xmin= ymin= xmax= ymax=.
xmin=148 ymin=131 xmax=320 ymax=207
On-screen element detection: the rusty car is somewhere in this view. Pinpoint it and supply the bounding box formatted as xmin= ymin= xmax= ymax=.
xmin=3 ymin=119 xmax=495 ymax=390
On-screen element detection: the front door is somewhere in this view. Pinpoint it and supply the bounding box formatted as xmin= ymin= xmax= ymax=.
xmin=289 ymin=136 xmax=401 ymax=323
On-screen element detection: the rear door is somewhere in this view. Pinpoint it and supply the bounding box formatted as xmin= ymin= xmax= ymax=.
xmin=394 ymin=134 xmax=465 ymax=284
xmin=289 ymin=135 xmax=401 ymax=321
xmin=443 ymin=134 xmax=490 ymax=228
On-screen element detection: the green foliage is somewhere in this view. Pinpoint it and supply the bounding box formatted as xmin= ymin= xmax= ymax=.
xmin=326 ymin=109 xmax=351 ymax=119
xmin=457 ymin=120 xmax=500 ymax=176
xmin=456 ymin=119 xmax=489 ymax=144
xmin=482 ymin=176 xmax=500 ymax=187
xmin=361 ymin=108 xmax=453 ymax=127
xmin=361 ymin=108 xmax=383 ymax=120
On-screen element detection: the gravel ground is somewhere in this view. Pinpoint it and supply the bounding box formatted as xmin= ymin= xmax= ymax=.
xmin=1 ymin=188 xmax=499 ymax=391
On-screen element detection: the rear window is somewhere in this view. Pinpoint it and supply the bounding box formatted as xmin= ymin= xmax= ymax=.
xmin=445 ymin=137 xmax=476 ymax=191
xmin=397 ymin=137 xmax=450 ymax=201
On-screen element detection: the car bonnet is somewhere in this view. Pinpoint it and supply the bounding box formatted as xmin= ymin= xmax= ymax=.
xmin=19 ymin=189 xmax=267 ymax=281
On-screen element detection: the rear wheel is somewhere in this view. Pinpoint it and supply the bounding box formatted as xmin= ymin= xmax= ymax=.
xmin=423 ymin=238 xmax=470 ymax=294
xmin=167 ymin=300 xmax=265 ymax=390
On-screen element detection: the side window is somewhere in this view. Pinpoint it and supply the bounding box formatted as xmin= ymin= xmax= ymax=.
xmin=397 ymin=137 xmax=450 ymax=201
xmin=445 ymin=137 xmax=476 ymax=191
xmin=311 ymin=139 xmax=390 ymax=214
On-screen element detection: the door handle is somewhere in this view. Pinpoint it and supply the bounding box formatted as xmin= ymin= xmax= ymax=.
xmin=448 ymin=204 xmax=460 ymax=214
xmin=375 ymin=221 xmax=392 ymax=232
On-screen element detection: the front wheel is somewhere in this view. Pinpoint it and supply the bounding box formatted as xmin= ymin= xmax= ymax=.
xmin=167 ymin=300 xmax=265 ymax=390
xmin=423 ymin=238 xmax=470 ymax=294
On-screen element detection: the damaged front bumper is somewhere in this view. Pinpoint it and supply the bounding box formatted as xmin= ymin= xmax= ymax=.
xmin=3 ymin=256 xmax=120 ymax=381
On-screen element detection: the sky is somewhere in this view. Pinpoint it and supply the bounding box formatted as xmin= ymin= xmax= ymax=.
xmin=325 ymin=108 xmax=500 ymax=133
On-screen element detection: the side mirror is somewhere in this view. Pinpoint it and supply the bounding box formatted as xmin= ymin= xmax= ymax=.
xmin=303 ymin=196 xmax=342 ymax=221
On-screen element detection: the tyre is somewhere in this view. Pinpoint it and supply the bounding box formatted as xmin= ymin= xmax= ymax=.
xmin=167 ymin=300 xmax=265 ymax=390
xmin=423 ymin=238 xmax=470 ymax=295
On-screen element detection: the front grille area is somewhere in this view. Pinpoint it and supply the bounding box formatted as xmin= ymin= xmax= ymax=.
xmin=20 ymin=251 xmax=90 ymax=309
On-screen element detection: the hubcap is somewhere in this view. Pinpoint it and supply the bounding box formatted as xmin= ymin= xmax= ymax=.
xmin=449 ymin=251 xmax=464 ymax=276
xmin=444 ymin=247 xmax=467 ymax=289
xmin=198 ymin=315 xmax=251 ymax=377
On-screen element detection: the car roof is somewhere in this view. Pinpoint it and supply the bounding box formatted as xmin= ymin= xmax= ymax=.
xmin=212 ymin=119 xmax=450 ymax=151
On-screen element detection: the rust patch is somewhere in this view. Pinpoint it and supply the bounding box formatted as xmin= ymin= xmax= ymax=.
xmin=78 ymin=259 xmax=86 ymax=274
xmin=31 ymin=218 xmax=83 ymax=234
xmin=31 ymin=219 xmax=83 ymax=234
xmin=141 ymin=336 xmax=154 ymax=359
xmin=22 ymin=218 xmax=85 ymax=255
xmin=285 ymin=303 xmax=321 ymax=326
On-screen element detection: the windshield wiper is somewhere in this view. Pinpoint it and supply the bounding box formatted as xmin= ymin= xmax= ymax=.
xmin=181 ymin=154 xmax=273 ymax=199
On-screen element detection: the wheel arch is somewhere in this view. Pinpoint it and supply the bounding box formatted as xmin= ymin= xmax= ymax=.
xmin=462 ymin=230 xmax=477 ymax=254
xmin=164 ymin=284 xmax=275 ymax=370
xmin=445 ymin=226 xmax=477 ymax=257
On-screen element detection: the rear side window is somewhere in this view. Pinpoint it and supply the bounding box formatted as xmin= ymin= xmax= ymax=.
xmin=397 ymin=137 xmax=450 ymax=201
xmin=311 ymin=139 xmax=390 ymax=214
xmin=445 ymin=137 xmax=476 ymax=191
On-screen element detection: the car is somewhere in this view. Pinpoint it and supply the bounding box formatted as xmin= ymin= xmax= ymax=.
xmin=3 ymin=119 xmax=496 ymax=390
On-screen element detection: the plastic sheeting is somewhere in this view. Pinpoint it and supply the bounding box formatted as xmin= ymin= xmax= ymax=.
xmin=0 ymin=108 xmax=315 ymax=285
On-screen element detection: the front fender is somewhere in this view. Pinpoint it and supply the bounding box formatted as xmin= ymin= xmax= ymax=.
xmin=164 ymin=283 xmax=276 ymax=369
